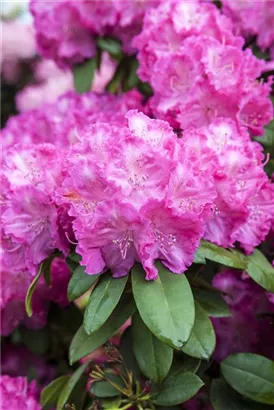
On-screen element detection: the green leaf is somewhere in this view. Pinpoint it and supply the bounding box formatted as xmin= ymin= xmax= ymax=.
xmin=106 ymin=60 xmax=124 ymax=93
xmin=246 ymin=249 xmax=274 ymax=292
xmin=152 ymin=371 xmax=204 ymax=406
xmin=193 ymin=253 xmax=206 ymax=264
xmin=57 ymin=362 xmax=89 ymax=410
xmin=25 ymin=262 xmax=44 ymax=317
xmin=84 ymin=273 xmax=127 ymax=334
xmin=119 ymin=328 xmax=141 ymax=380
xmin=69 ymin=252 xmax=82 ymax=263
xmin=68 ymin=266 xmax=99 ymax=302
xmin=67 ymin=374 xmax=87 ymax=410
xmin=182 ymin=301 xmax=216 ymax=359
xmin=192 ymin=288 xmax=231 ymax=318
xmin=41 ymin=375 xmax=70 ymax=408
xmin=69 ymin=293 xmax=136 ymax=364
xmin=211 ymin=379 xmax=274 ymax=410
xmin=169 ymin=354 xmax=201 ymax=378
xmin=73 ymin=58 xmax=96 ymax=94
xmin=101 ymin=397 xmax=122 ymax=409
xmin=221 ymin=353 xmax=274 ymax=405
xmin=43 ymin=254 xmax=56 ymax=285
xmin=195 ymin=241 xmax=248 ymax=269
xmin=91 ymin=381 xmax=120 ymax=398
xmin=255 ymin=120 xmax=274 ymax=147
xmin=132 ymin=312 xmax=173 ymax=384
xmin=132 ymin=262 xmax=195 ymax=349
xmin=97 ymin=37 xmax=123 ymax=60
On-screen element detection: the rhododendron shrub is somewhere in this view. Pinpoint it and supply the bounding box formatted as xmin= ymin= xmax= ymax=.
xmin=1 ymin=1 xmax=274 ymax=409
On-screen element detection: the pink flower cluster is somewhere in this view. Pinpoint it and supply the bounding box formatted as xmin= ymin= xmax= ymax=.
xmin=182 ymin=119 xmax=274 ymax=252
xmin=58 ymin=113 xmax=274 ymax=279
xmin=0 ymin=375 xmax=41 ymax=410
xmin=221 ymin=0 xmax=274 ymax=58
xmin=212 ymin=270 xmax=274 ymax=362
xmin=58 ymin=110 xmax=215 ymax=280
xmin=133 ymin=0 xmax=273 ymax=135
xmin=1 ymin=90 xmax=145 ymax=149
xmin=0 ymin=91 xmax=145 ymax=333
xmin=30 ymin=0 xmax=160 ymax=68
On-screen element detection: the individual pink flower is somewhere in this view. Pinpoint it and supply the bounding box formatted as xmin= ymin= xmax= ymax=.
xmin=0 ymin=375 xmax=41 ymax=410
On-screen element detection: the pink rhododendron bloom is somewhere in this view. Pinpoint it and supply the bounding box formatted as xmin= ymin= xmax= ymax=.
xmin=30 ymin=0 xmax=96 ymax=69
xmin=1 ymin=143 xmax=70 ymax=271
xmin=212 ymin=270 xmax=274 ymax=362
xmin=1 ymin=90 xmax=146 ymax=149
xmin=59 ymin=111 xmax=216 ymax=279
xmin=0 ymin=375 xmax=41 ymax=410
xmin=181 ymin=118 xmax=274 ymax=251
xmin=221 ymin=0 xmax=274 ymax=52
xmin=30 ymin=0 xmax=160 ymax=68
xmin=133 ymin=0 xmax=273 ymax=134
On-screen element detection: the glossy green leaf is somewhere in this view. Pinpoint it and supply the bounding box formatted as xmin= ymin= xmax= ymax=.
xmin=221 ymin=353 xmax=274 ymax=405
xmin=69 ymin=293 xmax=135 ymax=364
xmin=25 ymin=262 xmax=44 ymax=317
xmin=73 ymin=58 xmax=96 ymax=93
xmin=69 ymin=252 xmax=82 ymax=263
xmin=132 ymin=312 xmax=173 ymax=384
xmin=57 ymin=362 xmax=89 ymax=410
xmin=195 ymin=241 xmax=248 ymax=269
xmin=246 ymin=249 xmax=274 ymax=292
xmin=66 ymin=374 xmax=87 ymax=410
xmin=255 ymin=120 xmax=274 ymax=147
xmin=97 ymin=37 xmax=123 ymax=60
xmin=101 ymin=398 xmax=122 ymax=409
xmin=91 ymin=381 xmax=120 ymax=398
xmin=182 ymin=301 xmax=216 ymax=359
xmin=132 ymin=263 xmax=195 ymax=349
xmin=67 ymin=266 xmax=99 ymax=301
xmin=152 ymin=371 xmax=204 ymax=406
xmin=193 ymin=288 xmax=231 ymax=318
xmin=211 ymin=379 xmax=274 ymax=410
xmin=41 ymin=375 xmax=70 ymax=408
xmin=169 ymin=354 xmax=201 ymax=378
xmin=84 ymin=274 xmax=127 ymax=334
